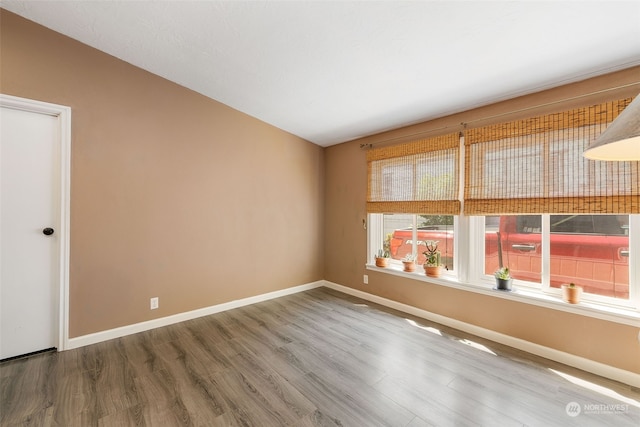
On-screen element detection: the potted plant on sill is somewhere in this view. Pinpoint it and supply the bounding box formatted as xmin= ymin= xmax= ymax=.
xmin=402 ymin=253 xmax=418 ymax=272
xmin=494 ymin=267 xmax=513 ymax=291
xmin=423 ymin=241 xmax=443 ymax=278
xmin=375 ymin=234 xmax=392 ymax=267
xmin=562 ymin=282 xmax=582 ymax=304
xmin=375 ymin=249 xmax=391 ymax=267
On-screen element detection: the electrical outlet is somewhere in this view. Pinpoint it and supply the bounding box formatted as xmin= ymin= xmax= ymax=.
xmin=150 ymin=297 xmax=159 ymax=310
xmin=363 ymin=274 xmax=368 ymax=284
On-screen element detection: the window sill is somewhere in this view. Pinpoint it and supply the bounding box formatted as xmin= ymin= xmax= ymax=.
xmin=365 ymin=263 xmax=640 ymax=327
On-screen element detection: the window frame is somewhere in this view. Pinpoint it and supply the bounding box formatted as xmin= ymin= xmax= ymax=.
xmin=471 ymin=214 xmax=638 ymax=309
xmin=367 ymin=212 xmax=640 ymax=323
xmin=369 ymin=214 xmax=459 ymax=275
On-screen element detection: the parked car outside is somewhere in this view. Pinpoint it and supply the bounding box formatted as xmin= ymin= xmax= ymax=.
xmin=390 ymin=215 xmax=629 ymax=298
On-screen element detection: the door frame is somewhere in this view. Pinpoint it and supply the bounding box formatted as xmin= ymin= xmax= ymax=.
xmin=1 ymin=94 xmax=71 ymax=352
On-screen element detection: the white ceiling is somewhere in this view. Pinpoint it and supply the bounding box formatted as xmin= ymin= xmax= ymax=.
xmin=3 ymin=1 xmax=640 ymax=147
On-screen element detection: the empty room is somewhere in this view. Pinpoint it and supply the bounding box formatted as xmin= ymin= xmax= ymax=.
xmin=1 ymin=1 xmax=639 ymax=426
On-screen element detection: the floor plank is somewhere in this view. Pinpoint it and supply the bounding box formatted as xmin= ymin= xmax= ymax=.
xmin=1 ymin=287 xmax=638 ymax=426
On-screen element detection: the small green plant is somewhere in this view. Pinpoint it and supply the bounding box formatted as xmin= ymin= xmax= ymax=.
xmin=423 ymin=241 xmax=441 ymax=267
xmin=495 ymin=267 xmax=511 ymax=280
xmin=376 ymin=249 xmax=390 ymax=258
xmin=568 ymin=282 xmax=576 ymax=287
xmin=375 ymin=233 xmax=392 ymax=259
xmin=402 ymin=253 xmax=417 ymax=262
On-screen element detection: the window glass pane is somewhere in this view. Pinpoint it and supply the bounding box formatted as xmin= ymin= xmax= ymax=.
xmin=549 ymin=215 xmax=629 ymax=300
xmin=485 ymin=215 xmax=542 ymax=283
xmin=417 ymin=215 xmax=454 ymax=269
xmin=383 ymin=214 xmax=414 ymax=260
xmin=383 ymin=214 xmax=455 ymax=269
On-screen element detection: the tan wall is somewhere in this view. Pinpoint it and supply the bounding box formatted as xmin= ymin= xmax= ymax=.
xmin=325 ymin=67 xmax=640 ymax=374
xmin=3 ymin=8 xmax=639 ymax=375
xmin=1 ymin=11 xmax=325 ymax=337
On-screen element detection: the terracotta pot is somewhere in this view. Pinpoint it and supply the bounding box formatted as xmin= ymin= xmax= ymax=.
xmin=375 ymin=257 xmax=389 ymax=267
xmin=424 ymin=265 xmax=442 ymax=277
xmin=495 ymin=278 xmax=513 ymax=291
xmin=562 ymin=284 xmax=582 ymax=304
xmin=402 ymin=261 xmax=416 ymax=272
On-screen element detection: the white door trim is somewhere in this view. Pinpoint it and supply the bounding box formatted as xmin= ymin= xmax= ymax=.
xmin=1 ymin=94 xmax=71 ymax=352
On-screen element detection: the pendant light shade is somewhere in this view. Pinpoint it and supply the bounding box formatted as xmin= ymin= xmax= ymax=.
xmin=583 ymin=94 xmax=640 ymax=161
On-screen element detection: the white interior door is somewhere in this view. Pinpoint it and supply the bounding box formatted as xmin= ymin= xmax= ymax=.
xmin=0 ymin=106 xmax=60 ymax=360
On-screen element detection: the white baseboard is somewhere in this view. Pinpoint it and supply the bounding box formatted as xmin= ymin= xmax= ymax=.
xmin=65 ymin=278 xmax=639 ymax=388
xmin=322 ymin=280 xmax=640 ymax=389
xmin=66 ymin=281 xmax=324 ymax=350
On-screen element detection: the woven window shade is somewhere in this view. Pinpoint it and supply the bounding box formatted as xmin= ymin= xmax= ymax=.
xmin=367 ymin=133 xmax=460 ymax=214
xmin=464 ymin=98 xmax=639 ymax=215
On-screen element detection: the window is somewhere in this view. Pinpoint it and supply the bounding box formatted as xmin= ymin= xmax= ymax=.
xmin=483 ymin=214 xmax=631 ymax=302
xmin=370 ymin=211 xmax=638 ymax=310
xmin=372 ymin=214 xmax=456 ymax=272
xmin=367 ymin=97 xmax=640 ymax=315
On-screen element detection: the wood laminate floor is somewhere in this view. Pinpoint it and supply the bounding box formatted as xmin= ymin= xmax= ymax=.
xmin=1 ymin=287 xmax=639 ymax=426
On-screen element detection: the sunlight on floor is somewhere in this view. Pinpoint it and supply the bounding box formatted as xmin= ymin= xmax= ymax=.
xmin=457 ymin=339 xmax=497 ymax=356
xmin=405 ymin=318 xmax=442 ymax=336
xmin=405 ymin=319 xmax=498 ymax=355
xmin=549 ymin=368 xmax=640 ymax=408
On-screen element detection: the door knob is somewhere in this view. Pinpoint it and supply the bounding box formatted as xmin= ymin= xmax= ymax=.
xmin=42 ymin=227 xmax=54 ymax=236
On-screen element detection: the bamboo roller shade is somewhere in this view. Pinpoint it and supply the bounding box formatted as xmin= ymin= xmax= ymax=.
xmin=367 ymin=133 xmax=460 ymax=214
xmin=366 ymin=99 xmax=638 ymax=216
xmin=464 ymin=98 xmax=639 ymax=215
